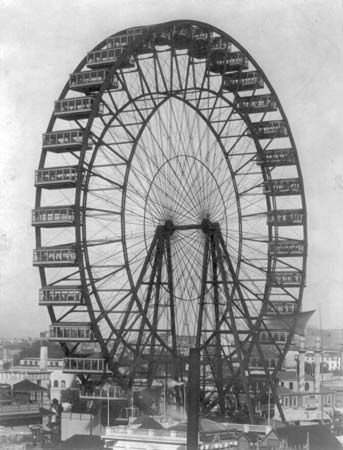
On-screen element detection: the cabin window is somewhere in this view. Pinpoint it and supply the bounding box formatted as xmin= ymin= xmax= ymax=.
xmin=76 ymin=360 xmax=83 ymax=370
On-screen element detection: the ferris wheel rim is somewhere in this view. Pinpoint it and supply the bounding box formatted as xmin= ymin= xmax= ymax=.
xmin=34 ymin=19 xmax=307 ymax=390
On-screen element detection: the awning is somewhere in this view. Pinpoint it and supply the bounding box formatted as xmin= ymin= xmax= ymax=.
xmin=263 ymin=310 xmax=315 ymax=335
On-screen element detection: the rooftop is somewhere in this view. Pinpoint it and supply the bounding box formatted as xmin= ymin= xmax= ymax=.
xmin=277 ymin=370 xmax=314 ymax=382
xmin=61 ymin=434 xmax=103 ymax=450
xmin=275 ymin=424 xmax=342 ymax=450
xmin=13 ymin=379 xmax=48 ymax=392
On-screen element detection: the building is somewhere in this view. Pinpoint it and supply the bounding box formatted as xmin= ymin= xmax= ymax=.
xmin=61 ymin=411 xmax=102 ymax=441
xmin=12 ymin=379 xmax=48 ymax=406
xmin=0 ymin=346 xmax=52 ymax=388
xmin=260 ymin=424 xmax=342 ymax=450
xmin=102 ymin=419 xmax=271 ymax=450
xmin=0 ymin=366 xmax=50 ymax=389
xmin=50 ymin=369 xmax=74 ymax=403
xmin=0 ymin=345 xmax=75 ymax=403
xmin=0 ymin=380 xmax=52 ymax=428
xmin=0 ymin=402 xmax=52 ymax=427
xmin=272 ymin=336 xmax=339 ymax=423
xmin=0 ymin=344 xmax=22 ymax=370
xmin=61 ymin=434 xmax=103 ymax=450
xmin=19 ymin=357 xmax=64 ymax=369
xmin=305 ymin=349 xmax=341 ymax=372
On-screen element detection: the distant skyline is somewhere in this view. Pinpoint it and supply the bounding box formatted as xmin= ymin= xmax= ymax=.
xmin=0 ymin=0 xmax=342 ymax=336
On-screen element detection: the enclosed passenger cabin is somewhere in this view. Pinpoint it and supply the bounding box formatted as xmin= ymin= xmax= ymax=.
xmin=79 ymin=385 xmax=127 ymax=400
xmin=107 ymin=27 xmax=153 ymax=55
xmin=264 ymin=178 xmax=301 ymax=196
xmin=267 ymin=209 xmax=304 ymax=226
xmin=223 ymin=71 xmax=264 ymax=92
xmin=131 ymin=39 xmax=154 ymax=55
xmin=208 ymin=51 xmax=248 ymax=74
xmin=63 ymin=357 xmax=110 ymax=374
xmin=172 ymin=26 xmax=192 ymax=49
xmin=33 ymin=246 xmax=77 ymax=267
xmin=210 ymin=36 xmax=231 ymax=53
xmin=256 ymin=148 xmax=296 ymax=167
xmin=260 ymin=331 xmax=288 ymax=344
xmin=248 ymin=120 xmax=288 ymax=139
xmin=39 ymin=286 xmax=83 ymax=306
xmin=54 ymin=96 xmax=104 ymax=121
xmin=188 ymin=29 xmax=212 ymax=59
xmin=153 ymin=29 xmax=171 ymax=46
xmin=35 ymin=166 xmax=80 ymax=189
xmin=69 ymin=70 xmax=119 ymax=93
xmin=32 ymin=206 xmax=75 ymax=227
xmin=42 ymin=129 xmax=90 ymax=153
xmin=87 ymin=48 xmax=134 ymax=70
xmin=270 ymin=271 xmax=303 ymax=287
xmin=266 ymin=302 xmax=297 ymax=314
xmin=236 ymin=94 xmax=277 ymax=114
xmin=106 ymin=27 xmax=149 ymax=49
xmin=268 ymin=240 xmax=304 ymax=257
xmin=49 ymin=322 xmax=95 ymax=342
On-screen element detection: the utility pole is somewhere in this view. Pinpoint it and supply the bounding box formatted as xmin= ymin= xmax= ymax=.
xmin=187 ymin=347 xmax=200 ymax=450
xmin=267 ymin=387 xmax=271 ymax=428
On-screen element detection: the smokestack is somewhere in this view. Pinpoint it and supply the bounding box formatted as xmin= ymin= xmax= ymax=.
xmin=314 ymin=337 xmax=321 ymax=393
xmin=39 ymin=346 xmax=48 ymax=370
xmin=299 ymin=336 xmax=305 ymax=392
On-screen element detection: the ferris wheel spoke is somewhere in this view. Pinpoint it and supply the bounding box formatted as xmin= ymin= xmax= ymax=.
xmin=90 ymin=132 xmax=129 ymax=162
xmin=171 ymin=48 xmax=183 ymax=91
xmin=238 ymin=180 xmax=264 ymax=197
xmin=163 ymin=104 xmax=222 ymax=214
xmin=36 ymin=22 xmax=305 ymax=412
xmin=95 ymin=291 xmax=132 ymax=323
xmin=138 ymin=142 xmax=205 ymax=216
xmin=235 ymin=166 xmax=262 ymax=194
xmin=152 ymin=50 xmax=169 ymax=92
xmin=127 ymin=149 xmax=200 ymax=217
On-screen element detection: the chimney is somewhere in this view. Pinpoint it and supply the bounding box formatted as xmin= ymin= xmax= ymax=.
xmin=299 ymin=336 xmax=305 ymax=392
xmin=39 ymin=346 xmax=48 ymax=370
xmin=314 ymin=337 xmax=321 ymax=393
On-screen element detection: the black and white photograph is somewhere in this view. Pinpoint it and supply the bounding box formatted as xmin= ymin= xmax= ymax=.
xmin=0 ymin=1 xmax=342 ymax=448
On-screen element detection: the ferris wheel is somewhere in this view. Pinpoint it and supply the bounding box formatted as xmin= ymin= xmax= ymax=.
xmin=33 ymin=20 xmax=307 ymax=421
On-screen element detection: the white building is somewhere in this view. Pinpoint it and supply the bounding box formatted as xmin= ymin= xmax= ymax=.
xmin=0 ymin=346 xmax=74 ymax=403
xmin=19 ymin=357 xmax=64 ymax=369
xmin=50 ymin=370 xmax=74 ymax=403
xmin=276 ymin=337 xmax=337 ymax=421
xmin=305 ymin=349 xmax=341 ymax=372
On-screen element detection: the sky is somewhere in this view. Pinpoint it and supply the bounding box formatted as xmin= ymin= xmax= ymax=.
xmin=0 ymin=0 xmax=342 ymax=337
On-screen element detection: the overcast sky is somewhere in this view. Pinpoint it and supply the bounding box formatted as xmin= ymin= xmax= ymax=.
xmin=0 ymin=0 xmax=342 ymax=337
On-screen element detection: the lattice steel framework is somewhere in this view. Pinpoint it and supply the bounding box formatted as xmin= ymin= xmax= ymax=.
xmin=34 ymin=20 xmax=307 ymax=422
